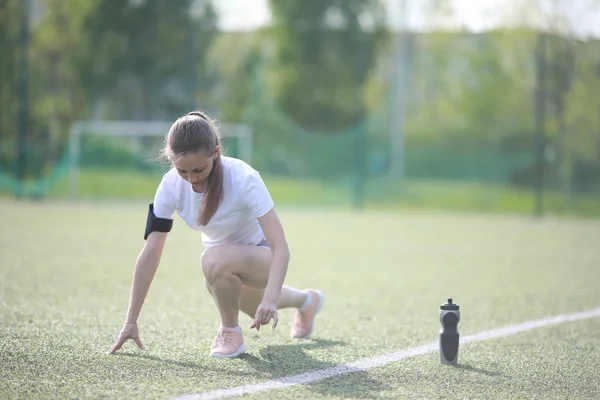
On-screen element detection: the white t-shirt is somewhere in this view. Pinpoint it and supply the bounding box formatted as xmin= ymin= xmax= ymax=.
xmin=152 ymin=156 xmax=274 ymax=248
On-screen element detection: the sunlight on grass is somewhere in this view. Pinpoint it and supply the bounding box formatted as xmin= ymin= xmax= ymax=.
xmin=1 ymin=199 xmax=599 ymax=399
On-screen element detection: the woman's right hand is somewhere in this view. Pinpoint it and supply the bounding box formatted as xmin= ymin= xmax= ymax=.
xmin=108 ymin=233 xmax=167 ymax=355
xmin=108 ymin=323 xmax=145 ymax=354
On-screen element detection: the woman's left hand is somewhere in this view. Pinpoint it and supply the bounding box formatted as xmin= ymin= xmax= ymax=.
xmin=250 ymin=300 xmax=278 ymax=331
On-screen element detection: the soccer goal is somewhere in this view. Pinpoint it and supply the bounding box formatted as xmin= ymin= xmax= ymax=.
xmin=68 ymin=120 xmax=253 ymax=199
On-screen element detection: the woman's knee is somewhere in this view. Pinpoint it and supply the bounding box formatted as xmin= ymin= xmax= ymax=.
xmin=201 ymin=243 xmax=271 ymax=287
xmin=201 ymin=246 xmax=233 ymax=283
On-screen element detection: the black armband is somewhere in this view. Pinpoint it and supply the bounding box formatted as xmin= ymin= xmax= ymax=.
xmin=144 ymin=203 xmax=173 ymax=240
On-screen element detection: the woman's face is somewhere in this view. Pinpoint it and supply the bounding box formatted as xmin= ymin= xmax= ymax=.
xmin=172 ymin=147 xmax=219 ymax=192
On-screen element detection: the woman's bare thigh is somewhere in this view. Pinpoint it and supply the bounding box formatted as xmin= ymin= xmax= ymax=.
xmin=201 ymin=243 xmax=272 ymax=289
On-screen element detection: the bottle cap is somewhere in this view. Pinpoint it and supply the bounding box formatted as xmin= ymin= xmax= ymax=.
xmin=440 ymin=298 xmax=459 ymax=310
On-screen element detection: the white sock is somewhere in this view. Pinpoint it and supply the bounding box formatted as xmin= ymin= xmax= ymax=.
xmin=220 ymin=325 xmax=241 ymax=333
xmin=298 ymin=290 xmax=312 ymax=311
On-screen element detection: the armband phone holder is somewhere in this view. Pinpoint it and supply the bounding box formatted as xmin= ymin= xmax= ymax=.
xmin=144 ymin=203 xmax=173 ymax=240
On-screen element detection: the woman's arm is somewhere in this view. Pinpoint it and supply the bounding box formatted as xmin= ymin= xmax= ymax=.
xmin=258 ymin=209 xmax=290 ymax=304
xmin=108 ymin=231 xmax=168 ymax=354
xmin=125 ymin=231 xmax=169 ymax=323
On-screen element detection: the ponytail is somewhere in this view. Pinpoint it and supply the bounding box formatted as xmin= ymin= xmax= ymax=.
xmin=197 ymin=154 xmax=223 ymax=226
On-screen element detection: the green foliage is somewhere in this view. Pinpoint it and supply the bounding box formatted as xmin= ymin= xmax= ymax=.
xmin=0 ymin=0 xmax=219 ymax=192
xmin=29 ymin=0 xmax=100 ymax=163
xmin=562 ymin=39 xmax=600 ymax=192
xmin=0 ymin=0 xmax=24 ymax=170
xmin=266 ymin=0 xmax=388 ymax=131
xmin=207 ymin=31 xmax=263 ymax=122
xmin=406 ymin=30 xmax=535 ymax=142
xmin=80 ymin=0 xmax=219 ymax=119
xmin=2 ymin=0 xmax=599 ymax=208
xmin=404 ymin=28 xmax=600 ymax=193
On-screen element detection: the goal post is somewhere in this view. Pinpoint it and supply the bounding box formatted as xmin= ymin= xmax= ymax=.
xmin=68 ymin=120 xmax=253 ymax=199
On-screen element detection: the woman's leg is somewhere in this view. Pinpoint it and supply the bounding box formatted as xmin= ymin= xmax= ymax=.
xmin=202 ymin=243 xmax=268 ymax=328
xmin=202 ymin=243 xmax=309 ymax=326
xmin=239 ymin=285 xmax=310 ymax=319
xmin=239 ymin=286 xmax=324 ymax=339
xmin=201 ymin=243 xmax=324 ymax=357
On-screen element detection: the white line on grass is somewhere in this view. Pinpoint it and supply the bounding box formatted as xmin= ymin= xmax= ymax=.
xmin=173 ymin=307 xmax=600 ymax=400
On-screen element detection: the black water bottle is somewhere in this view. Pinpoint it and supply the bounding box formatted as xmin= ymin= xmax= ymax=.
xmin=439 ymin=298 xmax=460 ymax=365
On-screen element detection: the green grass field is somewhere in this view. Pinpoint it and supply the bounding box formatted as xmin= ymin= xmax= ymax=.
xmin=1 ymin=198 xmax=600 ymax=399
xmin=41 ymin=168 xmax=600 ymax=218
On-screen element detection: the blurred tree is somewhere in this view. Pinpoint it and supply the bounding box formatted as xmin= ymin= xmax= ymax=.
xmin=266 ymin=0 xmax=388 ymax=132
xmin=0 ymin=0 xmax=219 ymax=188
xmin=407 ymin=30 xmax=534 ymax=143
xmin=80 ymin=0 xmax=219 ymax=120
xmin=411 ymin=0 xmax=536 ymax=145
xmin=397 ymin=29 xmax=541 ymax=185
xmin=501 ymin=0 xmax=600 ymax=197
xmin=29 ymin=0 xmax=100 ymax=167
xmin=546 ymin=33 xmax=576 ymax=199
xmin=564 ymin=39 xmax=600 ymax=193
xmin=0 ymin=0 xmax=24 ymax=170
xmin=407 ymin=0 xmax=600 ymax=196
xmin=206 ymin=31 xmax=263 ymax=123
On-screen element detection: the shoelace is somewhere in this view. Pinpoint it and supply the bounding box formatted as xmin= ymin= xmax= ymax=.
xmin=216 ymin=330 xmax=234 ymax=346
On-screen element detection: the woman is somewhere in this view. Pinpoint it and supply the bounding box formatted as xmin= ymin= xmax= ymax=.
xmin=108 ymin=111 xmax=324 ymax=358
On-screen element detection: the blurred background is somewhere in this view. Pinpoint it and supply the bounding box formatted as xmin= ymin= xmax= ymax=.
xmin=1 ymin=0 xmax=599 ymax=217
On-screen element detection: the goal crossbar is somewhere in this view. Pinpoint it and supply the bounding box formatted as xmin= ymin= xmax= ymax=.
xmin=68 ymin=120 xmax=252 ymax=199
